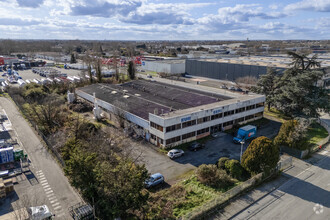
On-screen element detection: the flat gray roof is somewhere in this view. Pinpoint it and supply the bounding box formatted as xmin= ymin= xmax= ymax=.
xmin=77 ymin=80 xmax=231 ymax=120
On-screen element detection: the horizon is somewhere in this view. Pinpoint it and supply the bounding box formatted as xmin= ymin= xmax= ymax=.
xmin=0 ymin=0 xmax=329 ymax=40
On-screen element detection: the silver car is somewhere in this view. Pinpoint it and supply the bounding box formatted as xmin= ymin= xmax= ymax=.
xmin=167 ymin=149 xmax=184 ymax=159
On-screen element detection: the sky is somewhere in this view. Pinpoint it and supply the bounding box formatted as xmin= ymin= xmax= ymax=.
xmin=0 ymin=0 xmax=329 ymax=40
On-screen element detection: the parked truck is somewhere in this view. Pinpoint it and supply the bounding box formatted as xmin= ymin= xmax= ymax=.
xmin=233 ymin=125 xmax=257 ymax=143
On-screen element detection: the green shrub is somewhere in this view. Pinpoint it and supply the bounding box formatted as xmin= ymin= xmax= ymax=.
xmin=274 ymin=119 xmax=309 ymax=150
xmin=196 ymin=164 xmax=234 ymax=188
xmin=241 ymin=136 xmax=279 ymax=175
xmin=217 ymin=157 xmax=229 ymax=170
xmin=225 ymin=159 xmax=244 ymax=179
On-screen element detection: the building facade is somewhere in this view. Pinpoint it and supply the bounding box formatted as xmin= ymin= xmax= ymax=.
xmin=148 ymin=95 xmax=265 ymax=148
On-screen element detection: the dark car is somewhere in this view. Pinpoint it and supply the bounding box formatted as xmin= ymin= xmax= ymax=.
xmin=235 ymin=87 xmax=243 ymax=92
xmin=188 ymin=142 xmax=205 ymax=151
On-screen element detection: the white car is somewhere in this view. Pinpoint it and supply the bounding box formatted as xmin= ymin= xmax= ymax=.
xmin=167 ymin=149 xmax=184 ymax=159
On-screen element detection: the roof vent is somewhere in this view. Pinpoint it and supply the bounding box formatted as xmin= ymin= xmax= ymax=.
xmin=135 ymin=94 xmax=141 ymax=97
xmin=154 ymin=108 xmax=158 ymax=115
xmin=123 ymin=95 xmax=130 ymax=99
xmin=123 ymin=90 xmax=128 ymax=92
xmin=111 ymin=91 xmax=117 ymax=94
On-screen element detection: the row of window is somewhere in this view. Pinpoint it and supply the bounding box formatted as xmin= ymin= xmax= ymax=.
xmin=182 ymin=119 xmax=197 ymax=128
xmin=156 ymin=103 xmax=265 ymax=133
xmin=166 ymin=136 xmax=181 ymax=145
xmin=182 ymin=131 xmax=196 ymax=140
xmin=150 ymin=122 xmax=164 ymax=132
xmin=166 ymin=123 xmax=181 ymax=132
xmin=157 ymin=113 xmax=264 ymax=145
xmin=197 ymin=127 xmax=210 ymax=135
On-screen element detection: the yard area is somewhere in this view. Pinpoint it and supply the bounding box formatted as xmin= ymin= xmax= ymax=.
xmin=146 ymin=171 xmax=241 ymax=219
xmin=305 ymin=122 xmax=328 ymax=146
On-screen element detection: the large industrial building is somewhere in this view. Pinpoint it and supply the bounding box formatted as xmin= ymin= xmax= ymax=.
xmin=185 ymin=57 xmax=287 ymax=81
xmin=142 ymin=60 xmax=185 ymax=74
xmin=76 ymin=80 xmax=265 ymax=148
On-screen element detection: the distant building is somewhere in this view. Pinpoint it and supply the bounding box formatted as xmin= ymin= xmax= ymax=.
xmin=142 ymin=59 xmax=185 ymax=74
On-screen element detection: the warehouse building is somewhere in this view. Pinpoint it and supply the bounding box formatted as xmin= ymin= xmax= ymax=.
xmin=142 ymin=59 xmax=185 ymax=74
xmin=76 ymin=80 xmax=265 ymax=148
xmin=185 ymin=56 xmax=288 ymax=81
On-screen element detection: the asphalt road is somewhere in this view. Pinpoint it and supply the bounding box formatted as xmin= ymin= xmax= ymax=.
xmin=223 ymin=145 xmax=330 ymax=220
xmin=0 ymin=97 xmax=81 ymax=219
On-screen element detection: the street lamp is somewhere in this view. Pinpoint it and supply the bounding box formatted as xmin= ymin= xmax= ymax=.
xmin=240 ymin=140 xmax=245 ymax=162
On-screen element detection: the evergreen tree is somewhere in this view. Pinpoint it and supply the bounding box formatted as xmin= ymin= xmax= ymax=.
xmin=127 ymin=61 xmax=135 ymax=80
xmin=241 ymin=136 xmax=279 ymax=175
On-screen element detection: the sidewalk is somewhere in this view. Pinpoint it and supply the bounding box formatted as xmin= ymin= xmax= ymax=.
xmin=211 ymin=144 xmax=330 ymax=220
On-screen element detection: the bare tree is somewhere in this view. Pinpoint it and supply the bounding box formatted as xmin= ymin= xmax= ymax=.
xmin=11 ymin=193 xmax=46 ymax=220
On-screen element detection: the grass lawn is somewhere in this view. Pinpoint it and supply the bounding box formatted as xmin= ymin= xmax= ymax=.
xmin=306 ymin=122 xmax=329 ymax=146
xmin=149 ymin=175 xmax=239 ymax=218
xmin=264 ymin=108 xmax=291 ymax=122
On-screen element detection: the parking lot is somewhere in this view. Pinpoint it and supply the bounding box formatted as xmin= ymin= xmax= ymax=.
xmin=13 ymin=67 xmax=82 ymax=81
xmin=135 ymin=119 xmax=281 ymax=184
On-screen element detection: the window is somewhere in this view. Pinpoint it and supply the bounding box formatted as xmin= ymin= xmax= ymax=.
xmin=197 ymin=127 xmax=210 ymax=135
xmin=151 ymin=134 xmax=156 ymax=140
xmin=150 ymin=122 xmax=164 ymax=132
xmin=246 ymin=104 xmax=256 ymax=111
xmin=256 ymin=102 xmax=265 ymax=108
xmin=158 ymin=138 xmax=164 ymax=144
xmin=182 ymin=119 xmax=197 ymax=128
xmin=197 ymin=116 xmax=210 ymax=124
xmin=166 ymin=136 xmax=181 ymax=144
xmin=182 ymin=131 xmax=196 ymax=140
xmin=224 ymin=110 xmax=235 ymax=117
xmin=211 ymin=113 xmax=222 ymax=120
xmin=245 ymin=115 xmax=254 ymax=120
xmin=235 ymin=107 xmax=245 ymax=114
xmin=223 ymin=121 xmax=233 ymax=127
xmin=235 ymin=117 xmax=245 ymax=123
xmin=166 ymin=123 xmax=181 ymax=133
xmin=255 ymin=112 xmax=263 ymax=117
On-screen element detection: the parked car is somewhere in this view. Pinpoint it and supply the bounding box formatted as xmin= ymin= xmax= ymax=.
xmin=147 ymin=74 xmax=152 ymax=78
xmin=229 ymin=86 xmax=236 ymax=91
xmin=145 ymin=173 xmax=164 ymax=188
xmin=221 ymin=84 xmax=228 ymax=89
xmin=167 ymin=149 xmax=184 ymax=159
xmin=188 ymin=142 xmax=205 ymax=151
xmin=235 ymin=87 xmax=243 ymax=92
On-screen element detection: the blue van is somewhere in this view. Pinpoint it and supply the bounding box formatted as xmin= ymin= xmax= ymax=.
xmin=233 ymin=125 xmax=257 ymax=143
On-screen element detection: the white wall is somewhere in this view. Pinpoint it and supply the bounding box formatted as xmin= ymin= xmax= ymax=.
xmin=143 ymin=61 xmax=185 ymax=74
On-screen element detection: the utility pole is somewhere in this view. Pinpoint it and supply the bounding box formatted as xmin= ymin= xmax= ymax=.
xmin=240 ymin=140 xmax=245 ymax=162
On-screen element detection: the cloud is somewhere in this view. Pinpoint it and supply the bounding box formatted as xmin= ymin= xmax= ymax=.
xmin=0 ymin=18 xmax=40 ymax=26
xmin=70 ymin=0 xmax=142 ymax=17
xmin=16 ymin=0 xmax=44 ymax=8
xmin=285 ymin=0 xmax=330 ymax=12
xmin=121 ymin=3 xmax=208 ymax=25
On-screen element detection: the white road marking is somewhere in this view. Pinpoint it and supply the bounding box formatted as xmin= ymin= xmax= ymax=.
xmin=41 ymin=183 xmax=49 ymax=187
xmin=56 ymin=213 xmax=65 ymax=218
xmin=52 ymin=202 xmax=60 ymax=208
xmin=36 ymin=170 xmax=43 ymax=174
xmin=44 ymin=187 xmax=52 ymax=192
xmin=48 ymin=196 xmax=57 ymax=200
xmin=40 ymin=179 xmax=47 ymax=183
xmin=46 ymin=193 xmax=55 ymax=198
xmin=54 ymin=206 xmax=62 ymax=211
xmin=38 ymin=173 xmax=45 ymax=177
xmin=50 ymin=199 xmax=58 ymax=204
xmin=46 ymin=190 xmax=54 ymax=194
